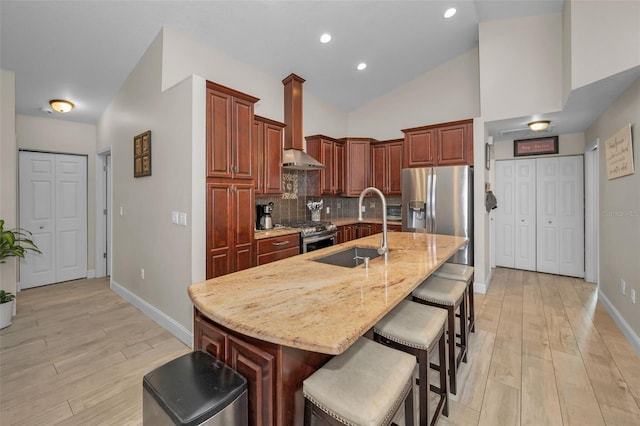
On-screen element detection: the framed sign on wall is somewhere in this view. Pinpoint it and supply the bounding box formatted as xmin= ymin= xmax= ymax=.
xmin=514 ymin=136 xmax=558 ymax=157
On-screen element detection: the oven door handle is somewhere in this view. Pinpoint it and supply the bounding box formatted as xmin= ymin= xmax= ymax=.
xmin=303 ymin=232 xmax=337 ymax=244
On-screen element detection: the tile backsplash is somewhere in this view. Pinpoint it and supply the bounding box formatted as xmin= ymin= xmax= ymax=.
xmin=256 ymin=170 xmax=401 ymax=225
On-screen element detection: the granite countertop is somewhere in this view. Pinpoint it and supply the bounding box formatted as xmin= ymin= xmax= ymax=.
xmin=189 ymin=232 xmax=468 ymax=355
xmin=254 ymin=228 xmax=301 ymax=240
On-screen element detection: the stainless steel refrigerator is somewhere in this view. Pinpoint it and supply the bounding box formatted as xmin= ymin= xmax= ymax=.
xmin=401 ymin=166 xmax=473 ymax=265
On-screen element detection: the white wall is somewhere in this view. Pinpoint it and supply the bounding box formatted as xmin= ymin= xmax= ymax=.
xmin=568 ymin=0 xmax=640 ymax=91
xmin=479 ymin=14 xmax=563 ymax=121
xmin=586 ymin=76 xmax=640 ymax=343
xmin=0 ymin=70 xmax=18 ymax=296
xmin=16 ymin=115 xmax=97 ymax=276
xmin=161 ymin=27 xmax=348 ymax=139
xmin=348 ymin=48 xmax=481 ymax=140
xmin=97 ymin=31 xmax=197 ymax=344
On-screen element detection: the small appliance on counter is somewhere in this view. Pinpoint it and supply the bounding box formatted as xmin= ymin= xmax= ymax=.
xmin=256 ymin=202 xmax=274 ymax=230
xmin=306 ymin=199 xmax=323 ymax=222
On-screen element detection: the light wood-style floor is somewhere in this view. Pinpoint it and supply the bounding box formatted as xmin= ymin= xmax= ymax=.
xmin=0 ymin=277 xmax=189 ymax=425
xmin=1 ymin=269 xmax=639 ymax=425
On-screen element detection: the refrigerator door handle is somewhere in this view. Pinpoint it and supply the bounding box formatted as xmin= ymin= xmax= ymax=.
xmin=430 ymin=169 xmax=437 ymax=233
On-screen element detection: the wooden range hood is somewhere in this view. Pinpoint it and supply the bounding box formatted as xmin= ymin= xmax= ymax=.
xmin=282 ymin=73 xmax=325 ymax=170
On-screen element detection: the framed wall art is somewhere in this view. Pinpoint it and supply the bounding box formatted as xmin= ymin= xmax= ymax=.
xmin=134 ymin=130 xmax=152 ymax=177
xmin=514 ymin=136 xmax=558 ymax=157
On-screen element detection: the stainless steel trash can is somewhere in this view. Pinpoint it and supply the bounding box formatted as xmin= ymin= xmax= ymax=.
xmin=143 ymin=350 xmax=248 ymax=426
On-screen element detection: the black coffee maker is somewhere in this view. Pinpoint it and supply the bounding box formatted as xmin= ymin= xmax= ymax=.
xmin=256 ymin=202 xmax=274 ymax=230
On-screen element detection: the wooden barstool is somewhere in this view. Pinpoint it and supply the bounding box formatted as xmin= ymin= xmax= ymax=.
xmin=433 ymin=263 xmax=475 ymax=333
xmin=303 ymin=336 xmax=415 ymax=426
xmin=412 ymin=276 xmax=468 ymax=395
xmin=374 ymin=300 xmax=449 ymax=426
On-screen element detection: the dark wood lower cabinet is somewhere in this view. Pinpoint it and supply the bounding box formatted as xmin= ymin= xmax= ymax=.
xmin=194 ymin=309 xmax=331 ymax=425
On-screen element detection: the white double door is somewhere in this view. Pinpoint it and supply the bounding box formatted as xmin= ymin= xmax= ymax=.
xmin=495 ymin=156 xmax=584 ymax=277
xmin=19 ymin=151 xmax=88 ymax=288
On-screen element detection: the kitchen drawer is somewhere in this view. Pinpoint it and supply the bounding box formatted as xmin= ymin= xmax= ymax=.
xmin=257 ymin=246 xmax=301 ymax=266
xmin=257 ymin=233 xmax=300 ymax=255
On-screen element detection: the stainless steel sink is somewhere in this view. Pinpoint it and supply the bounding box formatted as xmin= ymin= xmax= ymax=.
xmin=312 ymin=246 xmax=381 ymax=268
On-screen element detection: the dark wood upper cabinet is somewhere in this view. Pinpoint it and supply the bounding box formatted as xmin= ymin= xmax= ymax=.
xmin=206 ymin=81 xmax=259 ymax=179
xmin=371 ymin=139 xmax=403 ymax=195
xmin=341 ymin=138 xmax=373 ymax=196
xmin=254 ymin=116 xmax=284 ymax=195
xmin=402 ymin=119 xmax=474 ymax=168
xmin=306 ymin=135 xmax=344 ymax=196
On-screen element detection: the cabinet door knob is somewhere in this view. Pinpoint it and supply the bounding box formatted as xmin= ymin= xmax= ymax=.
xmin=548 ymin=220 xmax=552 ymax=224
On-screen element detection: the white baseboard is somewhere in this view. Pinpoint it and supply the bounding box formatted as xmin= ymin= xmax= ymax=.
xmin=598 ymin=289 xmax=640 ymax=356
xmin=110 ymin=279 xmax=193 ymax=348
xmin=473 ymin=267 xmax=494 ymax=294
xmin=87 ymin=269 xmax=96 ymax=279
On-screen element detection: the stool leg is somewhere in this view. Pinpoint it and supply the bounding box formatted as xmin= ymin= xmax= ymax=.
xmin=304 ymin=399 xmax=313 ymax=426
xmin=439 ymin=328 xmax=449 ymax=417
xmin=447 ymin=305 xmax=457 ymax=395
xmin=405 ymin=382 xmax=415 ymax=426
xmin=460 ymin=294 xmax=468 ymax=364
xmin=468 ymin=280 xmax=475 ymax=333
xmin=418 ymin=350 xmax=429 ymax=426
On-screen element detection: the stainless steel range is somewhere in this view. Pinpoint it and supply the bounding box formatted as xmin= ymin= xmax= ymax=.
xmin=283 ymin=220 xmax=337 ymax=253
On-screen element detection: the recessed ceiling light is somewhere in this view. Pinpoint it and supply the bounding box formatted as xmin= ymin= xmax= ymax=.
xmin=444 ymin=7 xmax=457 ymax=18
xmin=320 ymin=33 xmax=332 ymax=43
xmin=357 ymin=62 xmax=367 ymax=71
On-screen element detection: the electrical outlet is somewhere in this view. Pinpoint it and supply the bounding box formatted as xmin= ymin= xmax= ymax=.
xmin=326 ymin=207 xmax=330 ymax=214
xmin=179 ymin=212 xmax=187 ymax=226
xmin=621 ymin=279 xmax=626 ymax=295
xmin=171 ymin=211 xmax=179 ymax=224
xmin=631 ymin=289 xmax=636 ymax=304
xmin=141 ymin=268 xmax=145 ymax=279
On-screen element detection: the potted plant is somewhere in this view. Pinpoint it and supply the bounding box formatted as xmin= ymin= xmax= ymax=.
xmin=0 ymin=290 xmax=16 ymax=329
xmin=0 ymin=219 xmax=41 ymax=329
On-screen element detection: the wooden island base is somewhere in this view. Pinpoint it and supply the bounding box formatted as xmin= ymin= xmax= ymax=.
xmin=194 ymin=309 xmax=332 ymax=425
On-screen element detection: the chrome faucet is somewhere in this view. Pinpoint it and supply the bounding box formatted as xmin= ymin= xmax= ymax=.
xmin=358 ymin=187 xmax=388 ymax=261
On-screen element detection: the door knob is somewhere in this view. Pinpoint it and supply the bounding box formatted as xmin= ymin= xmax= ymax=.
xmin=548 ymin=221 xmax=552 ymax=224
xmin=39 ymin=225 xmax=44 ymax=229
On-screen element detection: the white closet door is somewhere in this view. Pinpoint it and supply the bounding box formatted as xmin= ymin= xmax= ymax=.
xmin=495 ymin=161 xmax=515 ymax=267
xmin=19 ymin=152 xmax=87 ymax=288
xmin=536 ymin=156 xmax=584 ymax=277
xmin=55 ymin=154 xmax=88 ymax=282
xmin=514 ymin=159 xmax=536 ymax=271
xmin=19 ymin=152 xmax=56 ymax=287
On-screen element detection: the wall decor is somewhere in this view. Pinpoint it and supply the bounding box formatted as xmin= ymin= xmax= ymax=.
xmin=605 ymin=124 xmax=634 ymax=180
xmin=134 ymin=130 xmax=152 ymax=177
xmin=514 ymin=136 xmax=558 ymax=157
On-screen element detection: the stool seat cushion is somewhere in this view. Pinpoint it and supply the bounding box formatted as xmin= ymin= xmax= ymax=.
xmin=303 ymin=337 xmax=415 ymax=426
xmin=434 ymin=263 xmax=474 ymax=282
xmin=413 ymin=276 xmax=466 ymax=306
xmin=374 ymin=300 xmax=447 ymax=350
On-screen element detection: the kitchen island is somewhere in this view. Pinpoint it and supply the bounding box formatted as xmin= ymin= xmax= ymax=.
xmin=188 ymin=232 xmax=468 ymax=425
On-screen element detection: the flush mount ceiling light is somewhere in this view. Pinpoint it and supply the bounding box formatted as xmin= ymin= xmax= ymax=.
xmin=49 ymin=99 xmax=74 ymax=113
xmin=527 ymin=120 xmax=551 ymax=131
xmin=320 ymin=33 xmax=332 ymax=43
xmin=444 ymin=7 xmax=457 ymax=18
xmin=356 ymin=62 xmax=367 ymax=71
